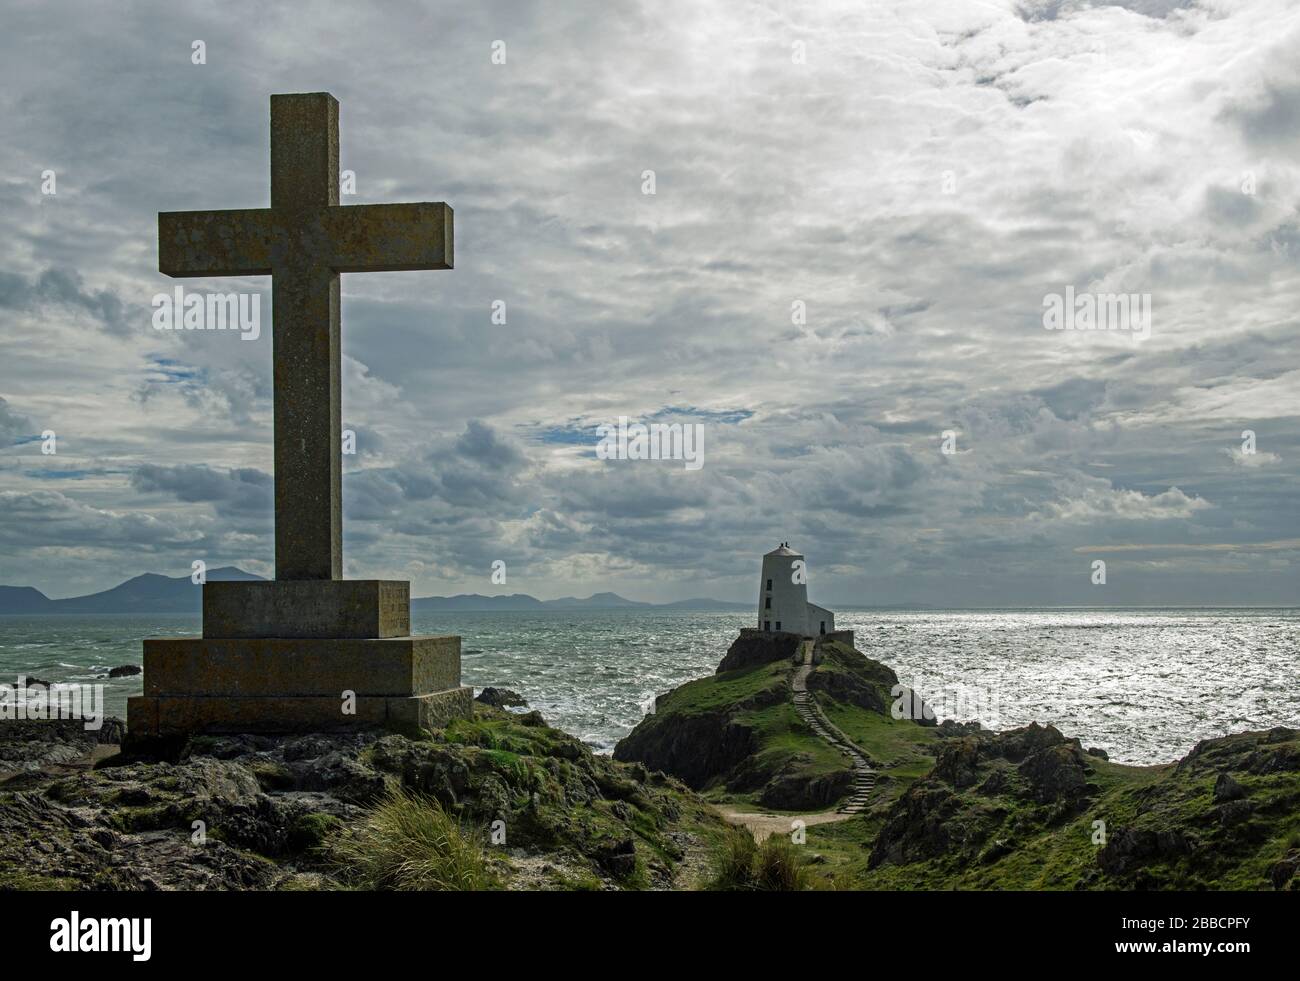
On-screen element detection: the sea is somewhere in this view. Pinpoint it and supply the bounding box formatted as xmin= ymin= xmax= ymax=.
xmin=0 ymin=608 xmax=1296 ymax=765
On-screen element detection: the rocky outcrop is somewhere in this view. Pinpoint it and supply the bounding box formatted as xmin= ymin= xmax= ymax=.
xmin=0 ymin=719 xmax=124 ymax=777
xmin=0 ymin=708 xmax=725 ymax=891
xmin=1214 ymin=772 xmax=1246 ymax=802
xmin=870 ymin=723 xmax=1097 ymax=870
xmin=617 ymin=637 xmax=933 ymax=813
xmin=1098 ymin=828 xmax=1193 ymax=876
xmin=612 ymin=688 xmax=779 ymax=789
xmin=868 ymin=722 xmax=1300 ymax=890
xmin=757 ymin=762 xmax=854 ymax=810
xmin=715 ymin=631 xmax=802 ymax=674
xmin=806 ymin=663 xmax=891 ymax=715
xmin=1176 ymin=726 xmax=1300 ymax=777
xmin=475 ymin=687 xmax=527 ymax=708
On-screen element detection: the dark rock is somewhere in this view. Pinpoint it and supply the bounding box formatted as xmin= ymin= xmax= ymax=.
xmin=933 ymin=738 xmax=982 ymax=789
xmin=1213 ymin=772 xmax=1246 ymax=802
xmin=0 ymin=718 xmax=124 ymax=775
xmin=366 ymin=738 xmax=470 ymax=804
xmin=1245 ymin=743 xmax=1300 ymax=775
xmin=936 ymin=719 xmax=984 ymax=738
xmin=1215 ymin=799 xmax=1255 ymax=827
xmin=1098 ymin=827 xmax=1192 ymax=875
xmin=808 ymin=668 xmax=890 ymax=715
xmin=1074 ymin=869 xmax=1101 ymax=890
xmin=757 ymin=765 xmax=854 ymax=810
xmin=211 ymin=793 xmax=305 ymax=856
xmin=173 ymin=757 xmax=262 ymax=801
xmin=2 ymin=712 xmax=719 ymax=891
xmin=1177 ymin=727 xmax=1298 ymax=776
xmin=993 ymin=722 xmax=1069 ymax=763
xmin=976 ymin=769 xmax=1010 ymax=796
xmin=179 ymin=734 xmax=277 ymax=761
xmin=1269 ymin=851 xmax=1299 ymax=890
xmin=89 ymin=828 xmax=119 ymax=849
xmin=113 ymin=785 xmax=156 ymax=806
xmin=1018 ymin=741 xmax=1091 ymax=805
xmin=108 ymin=665 xmax=142 ymax=678
xmin=614 ymin=709 xmax=761 ymax=790
xmin=715 ymin=632 xmax=802 ymax=673
xmin=1086 ymin=747 xmax=1109 ymax=760
xmin=979 ymin=838 xmax=1012 ymax=864
xmin=868 ymin=783 xmax=963 ymax=868
xmin=280 ymin=734 xmax=341 ymax=762
xmin=295 ymin=751 xmax=388 ymax=804
xmin=475 ymin=687 xmax=528 ymax=708
xmin=593 ymin=836 xmax=637 ymax=878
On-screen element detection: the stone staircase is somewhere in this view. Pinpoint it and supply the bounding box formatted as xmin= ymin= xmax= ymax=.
xmin=791 ymin=641 xmax=877 ymax=814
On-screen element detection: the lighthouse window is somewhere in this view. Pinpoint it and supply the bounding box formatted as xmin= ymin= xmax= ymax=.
xmin=775 ymin=621 xmax=781 ymax=631
xmin=763 ymin=621 xmax=770 ymax=631
xmin=764 ymin=597 xmax=771 ymax=609
xmin=766 ymin=579 xmax=772 ymax=591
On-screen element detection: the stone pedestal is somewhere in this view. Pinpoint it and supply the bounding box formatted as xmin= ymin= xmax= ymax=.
xmin=126 ymin=579 xmax=472 ymax=739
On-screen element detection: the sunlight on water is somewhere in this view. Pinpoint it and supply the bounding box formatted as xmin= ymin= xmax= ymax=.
xmin=0 ymin=609 xmax=1295 ymax=764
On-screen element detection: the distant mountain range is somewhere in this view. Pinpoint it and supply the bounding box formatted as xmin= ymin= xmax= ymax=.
xmin=0 ymin=569 xmax=751 ymax=615
xmin=0 ymin=567 xmax=264 ymax=615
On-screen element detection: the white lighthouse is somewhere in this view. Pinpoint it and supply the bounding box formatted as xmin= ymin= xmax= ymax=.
xmin=757 ymin=543 xmax=836 ymax=636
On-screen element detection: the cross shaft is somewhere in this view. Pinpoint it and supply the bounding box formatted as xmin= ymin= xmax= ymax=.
xmin=157 ymin=93 xmax=453 ymax=580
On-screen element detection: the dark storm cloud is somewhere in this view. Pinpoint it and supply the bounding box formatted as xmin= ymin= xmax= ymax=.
xmin=0 ymin=489 xmax=202 ymax=550
xmin=0 ymin=268 xmax=130 ymax=333
xmin=1227 ymin=82 xmax=1300 ymax=152
xmin=131 ymin=463 xmax=272 ymax=517
xmin=452 ymin=419 xmax=526 ymax=471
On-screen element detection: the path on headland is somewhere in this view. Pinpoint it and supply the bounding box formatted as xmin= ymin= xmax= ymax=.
xmin=715 ymin=805 xmax=851 ymax=842
xmin=715 ymin=641 xmax=879 ymax=841
xmin=790 ymin=641 xmax=876 ymax=814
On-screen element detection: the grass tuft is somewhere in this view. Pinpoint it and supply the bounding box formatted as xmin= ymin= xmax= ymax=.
xmin=705 ymin=826 xmax=812 ymax=891
xmin=332 ymin=788 xmax=496 ymax=891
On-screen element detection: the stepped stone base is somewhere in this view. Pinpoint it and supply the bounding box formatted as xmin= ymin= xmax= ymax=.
xmin=203 ymin=579 xmax=410 ymax=639
xmin=127 ymin=686 xmax=473 ymax=738
xmin=127 ymin=578 xmax=473 ymax=741
xmin=142 ymin=635 xmax=461 ymax=697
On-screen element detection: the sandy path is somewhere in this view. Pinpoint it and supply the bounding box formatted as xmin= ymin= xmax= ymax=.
xmin=713 ymin=804 xmax=852 ymax=842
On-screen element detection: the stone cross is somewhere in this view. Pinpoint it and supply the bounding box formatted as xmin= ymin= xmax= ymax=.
xmin=131 ymin=93 xmax=470 ymax=744
xmin=158 ymin=92 xmax=453 ymax=580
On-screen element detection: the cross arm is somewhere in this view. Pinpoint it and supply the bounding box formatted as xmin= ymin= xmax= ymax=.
xmin=159 ymin=209 xmax=275 ymax=277
xmin=323 ymin=202 xmax=453 ymax=272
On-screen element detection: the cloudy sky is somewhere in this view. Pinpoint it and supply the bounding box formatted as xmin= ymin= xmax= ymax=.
xmin=1 ymin=0 xmax=1298 ymax=606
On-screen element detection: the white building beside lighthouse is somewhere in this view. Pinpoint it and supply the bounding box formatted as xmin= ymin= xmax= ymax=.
xmin=757 ymin=543 xmax=836 ymax=636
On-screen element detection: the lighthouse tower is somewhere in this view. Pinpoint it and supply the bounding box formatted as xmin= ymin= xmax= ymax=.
xmin=757 ymin=543 xmax=835 ymax=636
